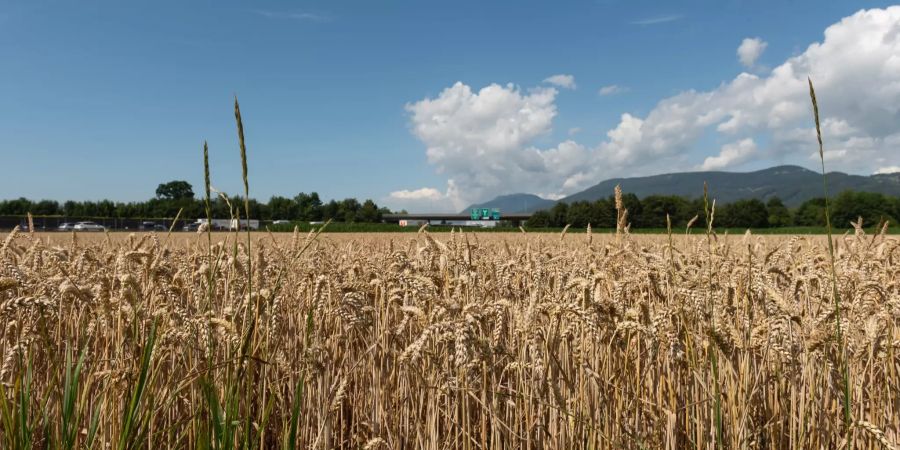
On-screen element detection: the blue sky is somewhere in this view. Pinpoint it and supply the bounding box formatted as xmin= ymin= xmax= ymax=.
xmin=2 ymin=1 xmax=899 ymax=212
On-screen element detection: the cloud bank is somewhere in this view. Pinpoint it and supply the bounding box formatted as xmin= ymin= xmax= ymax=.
xmin=395 ymin=7 xmax=900 ymax=211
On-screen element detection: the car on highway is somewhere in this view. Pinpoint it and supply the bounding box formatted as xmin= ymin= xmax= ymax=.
xmin=73 ymin=221 xmax=105 ymax=232
xmin=272 ymin=220 xmax=291 ymax=225
xmin=140 ymin=221 xmax=167 ymax=231
xmin=182 ymin=222 xmax=202 ymax=232
xmin=58 ymin=222 xmax=76 ymax=231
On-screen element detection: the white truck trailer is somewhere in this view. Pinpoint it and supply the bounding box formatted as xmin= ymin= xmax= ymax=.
xmin=197 ymin=218 xmax=260 ymax=231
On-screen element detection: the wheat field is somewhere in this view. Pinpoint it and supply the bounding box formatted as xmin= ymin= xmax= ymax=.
xmin=0 ymin=224 xmax=897 ymax=449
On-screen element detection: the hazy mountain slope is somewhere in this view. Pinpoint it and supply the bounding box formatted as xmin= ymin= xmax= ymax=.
xmin=465 ymin=165 xmax=900 ymax=212
xmin=462 ymin=193 xmax=557 ymax=214
xmin=561 ymin=165 xmax=900 ymax=207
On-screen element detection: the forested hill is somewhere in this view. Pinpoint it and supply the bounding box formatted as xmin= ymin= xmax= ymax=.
xmin=561 ymin=165 xmax=900 ymax=207
xmin=470 ymin=166 xmax=900 ymax=213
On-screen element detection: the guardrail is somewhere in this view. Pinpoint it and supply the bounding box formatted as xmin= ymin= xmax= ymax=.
xmin=0 ymin=215 xmax=188 ymax=231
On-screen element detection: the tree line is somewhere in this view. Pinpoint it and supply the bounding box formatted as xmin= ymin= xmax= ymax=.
xmin=0 ymin=181 xmax=394 ymax=223
xmin=526 ymin=191 xmax=900 ymax=229
xmin=3 ymin=180 xmax=898 ymax=229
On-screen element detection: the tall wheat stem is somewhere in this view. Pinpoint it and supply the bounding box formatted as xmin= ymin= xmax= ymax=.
xmin=808 ymin=77 xmax=851 ymax=434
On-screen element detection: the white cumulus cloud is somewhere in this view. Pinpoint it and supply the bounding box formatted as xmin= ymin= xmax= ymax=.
xmin=874 ymin=166 xmax=900 ymax=174
xmin=397 ymin=7 xmax=900 ymax=211
xmin=405 ymin=82 xmax=565 ymax=209
xmin=699 ymin=139 xmax=757 ymax=170
xmin=543 ymin=74 xmax=576 ymax=89
xmin=597 ymin=6 xmax=900 ymax=175
xmin=737 ymin=37 xmax=768 ymax=68
xmin=386 ymin=187 xmax=452 ymax=212
xmin=389 ymin=187 xmax=445 ymax=200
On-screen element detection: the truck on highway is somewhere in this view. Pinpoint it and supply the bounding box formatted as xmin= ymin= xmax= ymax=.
xmin=196 ymin=218 xmax=260 ymax=231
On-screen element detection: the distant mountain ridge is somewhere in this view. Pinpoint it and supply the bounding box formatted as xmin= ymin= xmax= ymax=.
xmin=467 ymin=165 xmax=900 ymax=213
xmin=462 ymin=193 xmax=556 ymax=215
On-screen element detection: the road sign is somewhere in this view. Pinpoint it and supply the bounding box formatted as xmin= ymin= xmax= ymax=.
xmin=470 ymin=208 xmax=502 ymax=220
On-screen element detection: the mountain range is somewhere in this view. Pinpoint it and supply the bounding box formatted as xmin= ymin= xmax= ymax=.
xmin=463 ymin=165 xmax=900 ymax=213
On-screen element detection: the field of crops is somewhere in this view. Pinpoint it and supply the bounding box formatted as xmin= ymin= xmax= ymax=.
xmin=0 ymin=225 xmax=897 ymax=449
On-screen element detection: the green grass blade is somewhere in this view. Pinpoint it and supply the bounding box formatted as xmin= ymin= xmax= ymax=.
xmin=284 ymin=375 xmax=306 ymax=450
xmin=19 ymin=358 xmax=33 ymax=449
xmin=86 ymin=401 xmax=102 ymax=450
xmin=201 ymin=379 xmax=225 ymax=449
xmin=118 ymin=322 xmax=157 ymax=450
xmin=0 ymin=383 xmax=15 ymax=449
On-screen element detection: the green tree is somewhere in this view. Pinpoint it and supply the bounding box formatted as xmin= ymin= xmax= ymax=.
xmin=63 ymin=200 xmax=79 ymax=217
xmin=718 ymin=199 xmax=769 ymax=228
xmin=117 ymin=202 xmax=141 ymax=218
xmin=97 ymin=200 xmax=117 ymax=217
xmin=322 ymin=200 xmax=340 ymax=221
xmin=641 ymin=195 xmax=690 ymax=228
xmin=268 ymin=196 xmax=297 ymax=220
xmin=0 ymin=198 xmax=32 ymax=215
xmin=590 ymin=199 xmax=616 ymax=228
xmin=32 ymin=200 xmax=60 ymax=215
xmin=766 ymin=197 xmax=792 ymax=227
xmin=295 ymin=192 xmax=324 ymax=221
xmin=566 ymin=201 xmax=593 ymax=228
xmin=550 ymin=202 xmax=569 ymax=227
xmin=526 ymin=210 xmax=553 ymax=227
xmin=209 ymin=197 xmax=233 ymax=219
xmin=338 ymin=198 xmax=362 ymax=222
xmin=246 ymin=197 xmax=266 ymax=220
xmin=357 ymin=199 xmax=381 ymax=223
xmin=893 ymin=197 xmax=900 ymax=226
xmin=794 ymin=198 xmax=828 ymax=226
xmin=81 ymin=201 xmax=100 ymax=216
xmin=155 ymin=181 xmax=195 ymax=200
xmin=831 ymin=191 xmax=897 ymax=227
